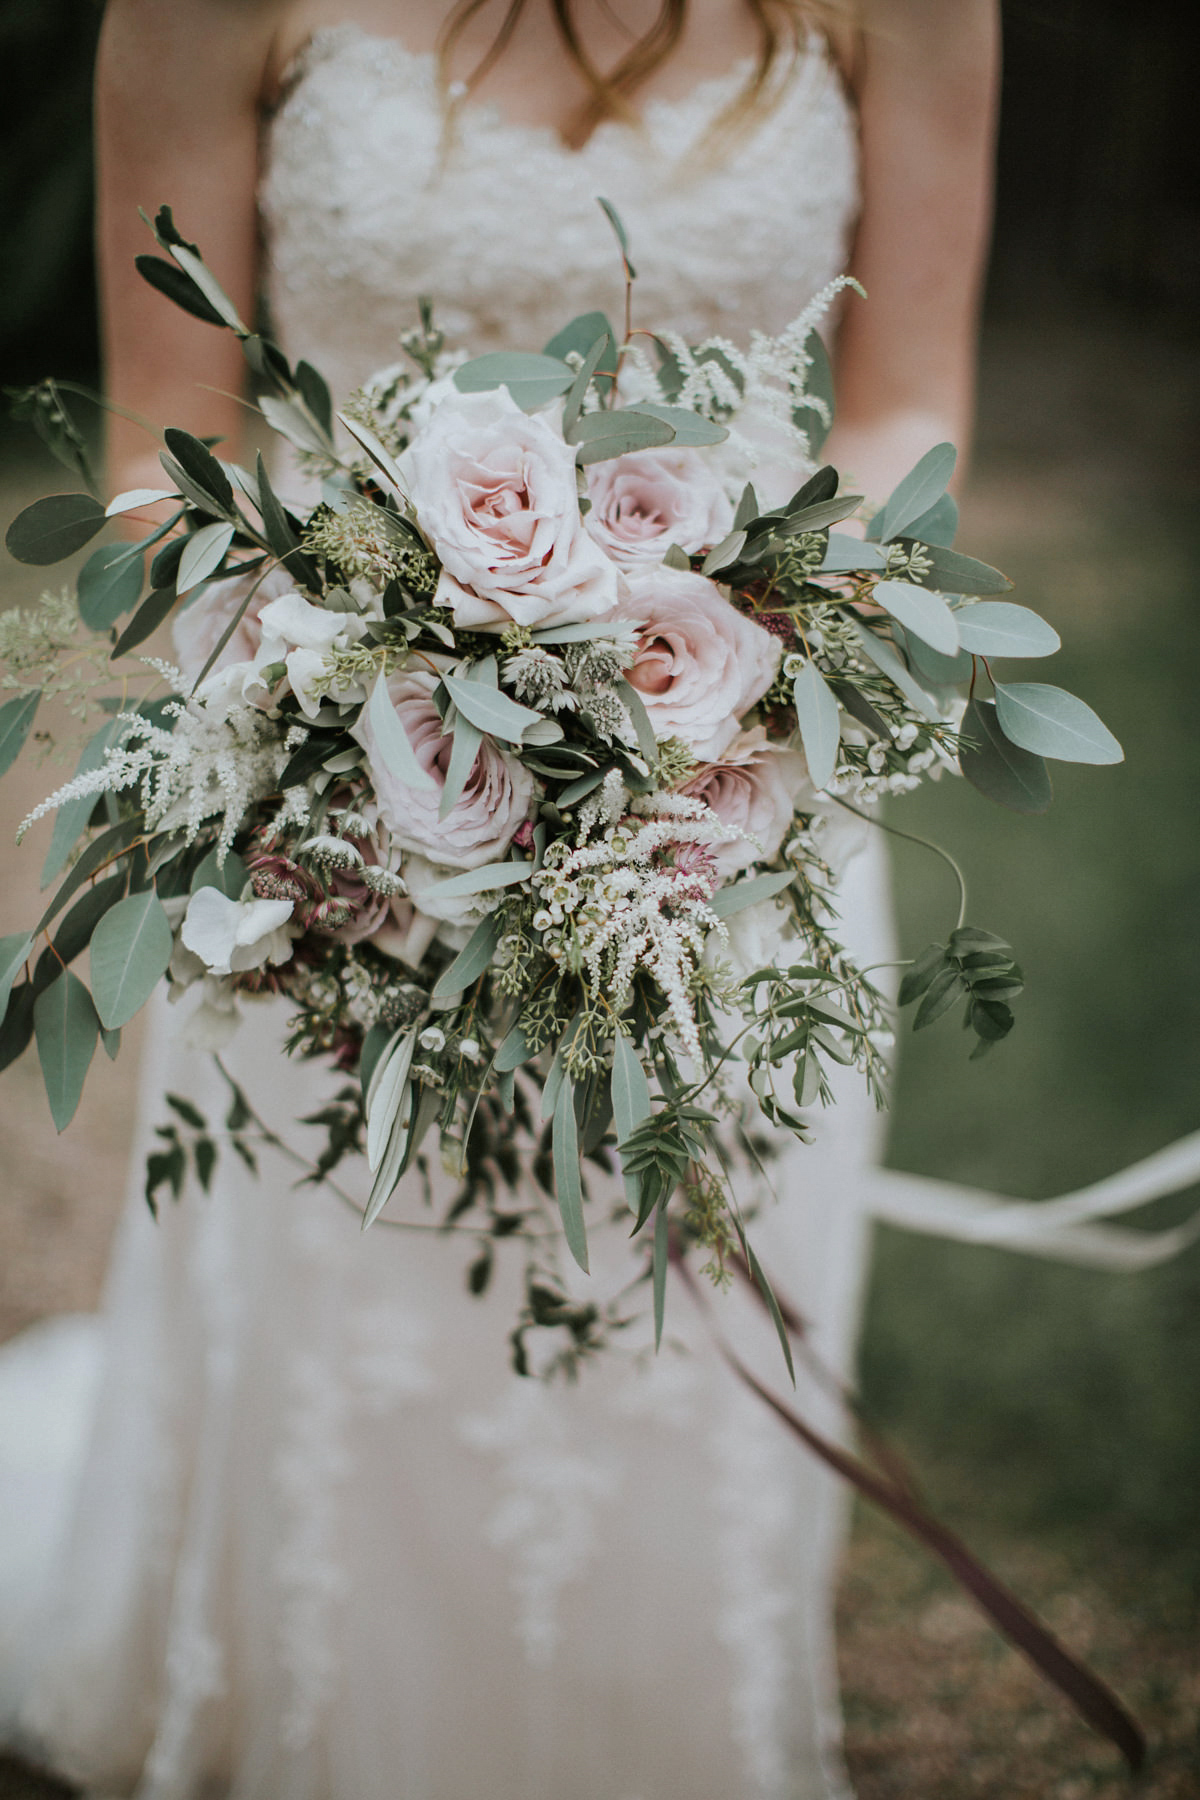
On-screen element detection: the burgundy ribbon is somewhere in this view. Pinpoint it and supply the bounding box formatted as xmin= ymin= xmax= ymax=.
xmin=676 ymin=1254 xmax=1147 ymax=1773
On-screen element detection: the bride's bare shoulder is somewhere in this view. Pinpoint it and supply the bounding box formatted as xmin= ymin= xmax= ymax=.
xmin=100 ymin=0 xmax=293 ymax=103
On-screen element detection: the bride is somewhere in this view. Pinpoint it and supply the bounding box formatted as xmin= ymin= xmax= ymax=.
xmin=0 ymin=1 xmax=998 ymax=1795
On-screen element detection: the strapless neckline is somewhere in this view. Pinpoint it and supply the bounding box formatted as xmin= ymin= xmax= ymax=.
xmin=277 ymin=22 xmax=774 ymax=156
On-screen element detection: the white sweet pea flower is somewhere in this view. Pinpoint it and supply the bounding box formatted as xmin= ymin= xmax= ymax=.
xmin=181 ymin=888 xmax=296 ymax=977
xmin=255 ymin=591 xmax=368 ymax=718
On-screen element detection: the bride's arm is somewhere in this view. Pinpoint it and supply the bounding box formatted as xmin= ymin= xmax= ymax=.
xmin=95 ymin=0 xmax=286 ymax=494
xmin=825 ymin=0 xmax=999 ymax=500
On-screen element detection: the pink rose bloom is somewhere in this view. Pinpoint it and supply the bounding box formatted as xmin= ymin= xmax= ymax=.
xmin=354 ymin=672 xmax=535 ymax=871
xmin=681 ymin=728 xmax=807 ymax=878
xmin=172 ymin=565 xmax=297 ymax=685
xmin=401 ymin=388 xmax=619 ymax=632
xmin=617 ymin=568 xmax=781 ymax=759
xmin=585 ymin=447 xmax=733 ymax=567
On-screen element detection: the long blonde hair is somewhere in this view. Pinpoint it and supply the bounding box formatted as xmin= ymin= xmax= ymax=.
xmin=436 ymin=0 xmax=843 ymax=147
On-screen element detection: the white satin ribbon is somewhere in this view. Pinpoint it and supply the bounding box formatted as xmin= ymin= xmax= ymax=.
xmin=869 ymin=1131 xmax=1200 ymax=1270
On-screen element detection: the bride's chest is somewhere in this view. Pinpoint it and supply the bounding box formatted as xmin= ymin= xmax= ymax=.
xmin=259 ymin=26 xmax=860 ymax=387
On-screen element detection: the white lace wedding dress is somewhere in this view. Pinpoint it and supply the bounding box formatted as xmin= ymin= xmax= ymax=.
xmin=0 ymin=28 xmax=895 ymax=1798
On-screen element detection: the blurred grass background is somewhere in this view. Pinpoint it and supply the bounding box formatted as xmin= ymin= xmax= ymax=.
xmin=0 ymin=0 xmax=1197 ymax=1792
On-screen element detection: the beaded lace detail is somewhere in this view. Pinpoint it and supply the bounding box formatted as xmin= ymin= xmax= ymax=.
xmin=261 ymin=24 xmax=859 ymax=404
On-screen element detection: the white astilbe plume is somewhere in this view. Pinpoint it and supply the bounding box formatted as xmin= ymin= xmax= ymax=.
xmin=652 ymin=275 xmax=862 ymax=470
xmin=18 ymin=700 xmax=303 ymax=860
xmin=532 ymin=789 xmax=741 ymax=1059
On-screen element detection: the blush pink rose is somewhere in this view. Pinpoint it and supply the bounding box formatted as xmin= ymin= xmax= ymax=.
xmin=354 ymin=671 xmax=535 ymax=871
xmin=616 ymin=568 xmax=781 ymax=759
xmin=400 ymin=388 xmax=619 ymax=632
xmin=585 ymin=448 xmax=733 ymax=567
xmin=172 ymin=565 xmax=297 ymax=686
xmin=681 ymin=728 xmax=807 ymax=878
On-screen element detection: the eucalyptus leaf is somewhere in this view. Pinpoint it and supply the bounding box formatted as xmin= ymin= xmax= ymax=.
xmin=791 ymin=660 xmax=840 ymax=790
xmin=89 ymin=888 xmax=174 ymax=1029
xmin=78 ymin=543 xmax=145 ymax=630
xmin=552 ymin=1077 xmax=589 ymax=1273
xmin=612 ymin=1030 xmax=653 ymax=1217
xmin=873 ymin=579 xmax=960 ymax=655
xmin=440 ymin=672 xmax=544 ymax=745
xmin=366 ymin=674 xmax=436 ymax=790
xmin=708 ymin=871 xmax=793 ymax=918
xmin=903 ymin=491 xmax=959 ymax=547
xmin=163 ymin=428 xmax=235 ymax=515
xmin=530 ymin=620 xmax=632 ymax=645
xmin=365 ymin=1027 xmax=416 ymax=1174
xmin=994 ymin=683 xmax=1123 ymax=765
xmin=453 ymin=352 xmax=573 ymax=412
xmin=901 ymin=631 xmax=974 ymax=688
xmin=0 ymin=933 xmax=32 ymax=1025
xmin=630 ymin=403 xmax=728 ymax=446
xmin=875 ymin=442 xmax=957 ymax=543
xmin=653 ymin=1200 xmax=669 ymax=1350
xmin=418 ymin=861 xmax=532 ymax=902
xmin=494 ymin=1022 xmax=531 ymax=1073
xmin=336 ymin=410 xmax=404 ymax=488
xmin=176 ymin=521 xmax=235 ymax=596
xmin=904 ymin=542 xmax=1013 ymax=596
xmin=105 ymin=487 xmax=181 ymax=517
xmin=543 ymin=313 xmax=619 ymax=394
xmin=566 ymin=409 xmax=676 ymax=464
xmin=112 ymin=586 xmax=178 ymax=657
xmin=954 ymin=602 xmax=1062 ymax=659
xmin=702 ymin=529 xmax=748 ymax=576
xmin=0 ymin=690 xmax=40 ymax=777
xmin=431 ymin=912 xmax=503 ymax=1000
xmin=561 ymin=333 xmax=614 ymax=435
xmin=189 ymin=846 xmax=248 ymax=899
xmin=439 ymin=713 xmax=483 ymax=820
xmin=42 ymin=715 xmax=134 ymax=889
xmin=48 ymin=874 xmax=127 ymax=969
xmin=597 ymin=195 xmax=636 ymax=276
xmin=34 ymin=969 xmax=98 ymax=1132
xmin=820 ymin=533 xmax=887 ymax=573
xmin=613 ymin=678 xmax=658 ymax=763
xmin=846 ymin=620 xmax=936 ymax=716
xmin=36 ymin=816 xmax=144 ymax=933
xmin=5 ymin=493 xmax=107 ymax=565
xmin=262 ymin=393 xmax=334 ymax=459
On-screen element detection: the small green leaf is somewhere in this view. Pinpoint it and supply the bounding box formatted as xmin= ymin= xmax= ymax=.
xmin=163 ymin=428 xmax=235 ymax=515
xmin=914 ymin=967 xmax=967 ymax=1030
xmin=613 ymin=678 xmax=658 ymax=764
xmin=702 ymin=529 xmax=748 ymax=576
xmin=440 ymin=672 xmax=544 ymax=746
xmin=898 ymin=942 xmax=948 ymax=1008
xmin=418 ymin=861 xmax=531 ymax=902
xmin=167 ymin=242 xmax=247 ymax=333
xmin=597 ymin=196 xmax=636 ymax=277
xmin=543 ymin=313 xmax=619 ymax=394
xmin=366 ymin=673 xmax=437 ymax=790
xmin=994 ymin=683 xmax=1123 ymax=765
xmin=336 ymin=409 xmax=404 ymax=487
xmin=955 ymin=603 xmax=1060 ymax=659
xmin=36 ymin=816 xmax=144 ymax=933
xmin=612 ymin=1029 xmax=653 ymax=1217
xmin=652 ymin=1200 xmax=669 ymax=1349
xmin=0 ymin=690 xmax=40 ymax=777
xmin=176 ymin=521 xmax=235 ymax=596
xmin=873 ymin=579 xmax=960 ymax=655
xmin=189 ymin=846 xmax=248 ymax=899
xmin=903 ymin=491 xmax=959 ymax=547
xmin=561 ymin=333 xmax=615 ymax=435
xmin=494 ymin=1022 xmax=531 ymax=1072
xmin=875 ymin=442 xmax=957 ymax=543
xmin=846 ymin=620 xmax=936 ymax=717
xmin=89 ymin=888 xmax=175 ymax=1029
xmin=431 ymin=912 xmax=504 ymax=1000
xmin=260 ymin=394 xmax=334 ymax=458
xmin=452 ymin=352 xmax=574 ymax=412
xmin=959 ymin=698 xmax=1053 ymax=814
xmin=819 ymin=534 xmax=887 ymax=574
xmin=77 ymin=542 xmax=145 ymax=630
xmin=552 ymin=1077 xmax=589 ymax=1272
xmin=906 ymin=542 xmax=1012 ymax=596
xmin=112 ymin=586 xmax=178 ymax=657
xmin=630 ymin=403 xmax=728 ymax=447
xmin=792 ymin=660 xmax=840 ymax=790
xmin=166 ymin=1091 xmax=207 ymax=1131
xmin=708 ymin=871 xmax=793 ymax=918
xmin=34 ymin=969 xmax=98 ymax=1131
xmin=5 ymin=493 xmax=107 ymax=565
xmin=0 ymin=932 xmax=33 ymax=1025
xmin=566 ymin=409 xmax=676 ymax=464
xmin=135 ymin=253 xmax=227 ymax=327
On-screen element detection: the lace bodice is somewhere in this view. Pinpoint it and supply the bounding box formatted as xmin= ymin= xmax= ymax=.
xmin=260 ymin=24 xmax=859 ymax=401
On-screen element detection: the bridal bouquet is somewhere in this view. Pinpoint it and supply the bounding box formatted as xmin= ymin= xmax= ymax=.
xmin=1 ymin=205 xmax=1122 ymax=1364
